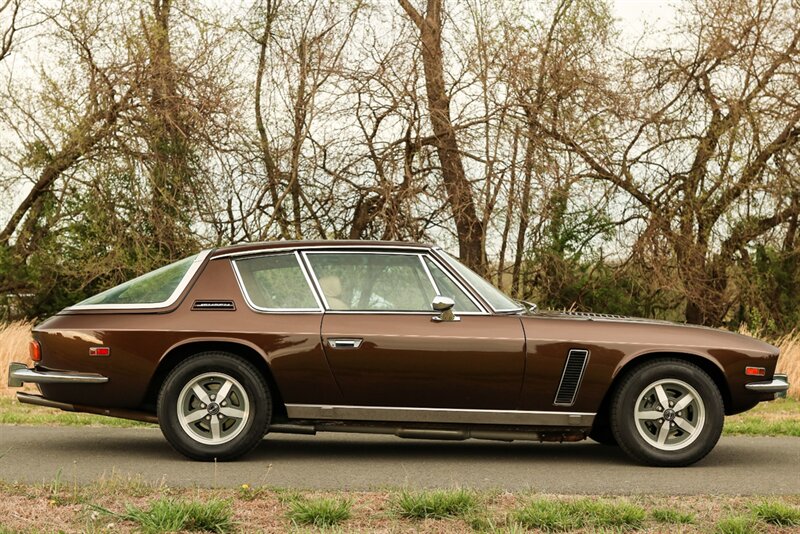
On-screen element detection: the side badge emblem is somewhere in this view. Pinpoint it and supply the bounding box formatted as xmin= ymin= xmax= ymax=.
xmin=89 ymin=347 xmax=110 ymax=357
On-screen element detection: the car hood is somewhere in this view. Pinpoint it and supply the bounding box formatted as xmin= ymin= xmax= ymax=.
xmin=523 ymin=310 xmax=778 ymax=355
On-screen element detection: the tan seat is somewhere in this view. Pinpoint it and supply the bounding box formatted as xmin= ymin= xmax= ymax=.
xmin=318 ymin=275 xmax=349 ymax=310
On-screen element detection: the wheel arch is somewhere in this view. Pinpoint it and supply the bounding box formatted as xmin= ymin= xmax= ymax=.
xmin=143 ymin=338 xmax=286 ymax=419
xmin=592 ymin=351 xmax=732 ymax=432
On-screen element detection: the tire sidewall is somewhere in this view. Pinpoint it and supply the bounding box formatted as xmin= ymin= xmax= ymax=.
xmin=157 ymin=352 xmax=271 ymax=461
xmin=612 ymin=360 xmax=723 ymax=467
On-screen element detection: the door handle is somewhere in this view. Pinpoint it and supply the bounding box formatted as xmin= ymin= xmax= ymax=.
xmin=327 ymin=338 xmax=363 ymax=349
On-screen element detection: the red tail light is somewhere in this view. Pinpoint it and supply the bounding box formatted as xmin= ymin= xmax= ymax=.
xmin=745 ymin=366 xmax=766 ymax=377
xmin=29 ymin=340 xmax=41 ymax=362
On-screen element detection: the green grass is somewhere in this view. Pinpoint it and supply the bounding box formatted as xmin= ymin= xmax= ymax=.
xmin=0 ymin=397 xmax=151 ymax=427
xmin=723 ymin=397 xmax=800 ymax=437
xmin=650 ymin=507 xmax=694 ymax=524
xmin=391 ymin=489 xmax=477 ymax=520
xmin=512 ymin=498 xmax=646 ymax=532
xmin=714 ymin=515 xmax=759 ymax=534
xmin=750 ymin=500 xmax=800 ymax=526
xmin=120 ymin=498 xmax=234 ymax=533
xmin=286 ymin=496 xmax=351 ymax=528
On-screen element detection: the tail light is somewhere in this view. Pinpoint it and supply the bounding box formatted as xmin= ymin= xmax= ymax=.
xmin=29 ymin=340 xmax=42 ymax=362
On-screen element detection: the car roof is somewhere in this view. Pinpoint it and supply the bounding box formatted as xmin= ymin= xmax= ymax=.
xmin=208 ymin=240 xmax=436 ymax=259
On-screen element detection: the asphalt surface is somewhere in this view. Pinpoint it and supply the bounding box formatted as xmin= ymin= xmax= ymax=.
xmin=0 ymin=426 xmax=798 ymax=494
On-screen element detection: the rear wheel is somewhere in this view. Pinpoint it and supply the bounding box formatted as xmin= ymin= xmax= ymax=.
xmin=157 ymin=352 xmax=271 ymax=461
xmin=611 ymin=359 xmax=723 ymax=467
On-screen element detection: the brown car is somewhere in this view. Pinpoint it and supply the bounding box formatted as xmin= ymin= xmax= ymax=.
xmin=8 ymin=240 xmax=788 ymax=466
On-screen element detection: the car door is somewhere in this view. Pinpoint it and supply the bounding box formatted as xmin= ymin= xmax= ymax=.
xmin=301 ymin=250 xmax=526 ymax=412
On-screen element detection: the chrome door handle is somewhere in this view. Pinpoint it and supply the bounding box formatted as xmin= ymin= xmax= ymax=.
xmin=327 ymin=338 xmax=363 ymax=349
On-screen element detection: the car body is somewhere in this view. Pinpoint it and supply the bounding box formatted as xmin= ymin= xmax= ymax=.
xmin=8 ymin=240 xmax=789 ymax=466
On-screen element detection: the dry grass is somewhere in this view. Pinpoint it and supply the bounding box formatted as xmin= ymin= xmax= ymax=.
xmin=775 ymin=331 xmax=800 ymax=399
xmin=0 ymin=320 xmax=35 ymax=398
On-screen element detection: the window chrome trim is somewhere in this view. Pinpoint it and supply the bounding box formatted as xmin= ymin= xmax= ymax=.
xmin=212 ymin=243 xmax=432 ymax=260
xmin=300 ymin=250 xmax=489 ymax=314
xmin=285 ymin=404 xmax=596 ymax=427
xmin=66 ymin=250 xmax=212 ymax=311
xmin=232 ymin=251 xmax=323 ymax=313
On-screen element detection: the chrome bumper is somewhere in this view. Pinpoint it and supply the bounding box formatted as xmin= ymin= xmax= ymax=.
xmin=745 ymin=374 xmax=789 ymax=394
xmin=7 ymin=362 xmax=108 ymax=387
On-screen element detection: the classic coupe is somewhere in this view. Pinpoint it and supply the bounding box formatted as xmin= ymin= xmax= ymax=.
xmin=8 ymin=241 xmax=788 ymax=466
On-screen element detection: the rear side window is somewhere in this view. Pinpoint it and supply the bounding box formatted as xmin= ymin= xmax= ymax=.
xmin=76 ymin=253 xmax=202 ymax=306
xmin=234 ymin=253 xmax=319 ymax=310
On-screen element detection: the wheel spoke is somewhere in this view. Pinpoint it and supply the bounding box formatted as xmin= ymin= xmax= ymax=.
xmin=184 ymin=410 xmax=207 ymax=424
xmin=673 ymin=393 xmax=694 ymax=412
xmin=210 ymin=416 xmax=221 ymax=440
xmin=216 ymin=380 xmax=233 ymax=403
xmin=654 ymin=384 xmax=669 ymax=409
xmin=191 ymin=384 xmax=210 ymax=404
xmin=674 ymin=417 xmax=695 ymax=434
xmin=636 ymin=410 xmax=662 ymax=420
xmin=219 ymin=407 xmax=245 ymax=420
xmin=656 ymin=420 xmax=671 ymax=445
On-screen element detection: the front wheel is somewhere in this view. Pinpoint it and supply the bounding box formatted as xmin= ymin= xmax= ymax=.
xmin=610 ymin=359 xmax=723 ymax=467
xmin=157 ymin=352 xmax=272 ymax=461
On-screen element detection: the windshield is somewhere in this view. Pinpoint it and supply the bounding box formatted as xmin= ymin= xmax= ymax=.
xmin=439 ymin=251 xmax=522 ymax=312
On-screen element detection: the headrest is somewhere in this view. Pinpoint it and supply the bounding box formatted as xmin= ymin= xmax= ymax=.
xmin=319 ymin=275 xmax=342 ymax=297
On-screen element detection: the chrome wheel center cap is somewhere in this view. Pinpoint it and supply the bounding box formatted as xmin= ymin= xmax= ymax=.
xmin=207 ymin=402 xmax=220 ymax=415
xmin=663 ymin=409 xmax=676 ymax=421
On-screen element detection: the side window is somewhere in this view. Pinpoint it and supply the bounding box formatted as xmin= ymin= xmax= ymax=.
xmin=234 ymin=254 xmax=319 ymax=310
xmin=306 ymin=253 xmax=436 ymax=311
xmin=424 ymin=257 xmax=480 ymax=312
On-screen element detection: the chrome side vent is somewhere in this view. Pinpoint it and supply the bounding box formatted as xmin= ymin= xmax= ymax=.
xmin=554 ymin=349 xmax=589 ymax=406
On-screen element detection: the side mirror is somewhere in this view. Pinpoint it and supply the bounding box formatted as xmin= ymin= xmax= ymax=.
xmin=431 ymin=295 xmax=459 ymax=322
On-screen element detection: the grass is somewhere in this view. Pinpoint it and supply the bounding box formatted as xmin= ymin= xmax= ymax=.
xmin=286 ymin=496 xmax=352 ymax=528
xmin=391 ymin=488 xmax=477 ymax=519
xmin=511 ymin=498 xmax=646 ymax=531
xmin=117 ymin=498 xmax=234 ymax=533
xmin=1 ymin=478 xmax=799 ymax=533
xmin=750 ymin=499 xmax=800 ymax=526
xmin=650 ymin=507 xmax=695 ymax=524
xmin=715 ymin=515 xmax=759 ymax=534
xmin=0 ymin=397 xmax=151 ymax=427
xmin=724 ymin=397 xmax=800 ymax=436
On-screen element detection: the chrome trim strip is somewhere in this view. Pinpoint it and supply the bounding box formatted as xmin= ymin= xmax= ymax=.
xmin=285 ymin=404 xmax=596 ymax=427
xmin=9 ymin=363 xmax=109 ymax=385
xmin=419 ymin=255 xmax=441 ymax=294
xmin=745 ymin=378 xmax=789 ymax=393
xmin=230 ymin=251 xmax=323 ymax=313
xmin=66 ymin=250 xmax=212 ymax=311
xmin=553 ymin=349 xmax=590 ymax=407
xmin=213 ymin=243 xmax=432 ymax=260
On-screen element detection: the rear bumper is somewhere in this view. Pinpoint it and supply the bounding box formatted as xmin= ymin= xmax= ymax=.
xmin=7 ymin=362 xmax=109 ymax=387
xmin=745 ymin=374 xmax=789 ymax=394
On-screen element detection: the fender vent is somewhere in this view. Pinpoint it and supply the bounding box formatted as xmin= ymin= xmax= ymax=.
xmin=554 ymin=349 xmax=589 ymax=406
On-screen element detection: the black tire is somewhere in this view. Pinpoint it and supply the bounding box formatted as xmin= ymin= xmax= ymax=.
xmin=589 ymin=424 xmax=618 ymax=446
xmin=157 ymin=351 xmax=272 ymax=461
xmin=610 ymin=359 xmax=723 ymax=467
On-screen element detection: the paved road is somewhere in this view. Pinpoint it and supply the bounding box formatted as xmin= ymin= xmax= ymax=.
xmin=0 ymin=426 xmax=798 ymax=494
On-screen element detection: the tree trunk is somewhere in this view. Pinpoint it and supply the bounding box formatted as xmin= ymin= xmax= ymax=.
xmin=398 ymin=0 xmax=484 ymax=271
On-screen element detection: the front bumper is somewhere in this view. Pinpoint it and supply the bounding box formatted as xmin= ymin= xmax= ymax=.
xmin=7 ymin=362 xmax=109 ymax=387
xmin=745 ymin=373 xmax=789 ymax=395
